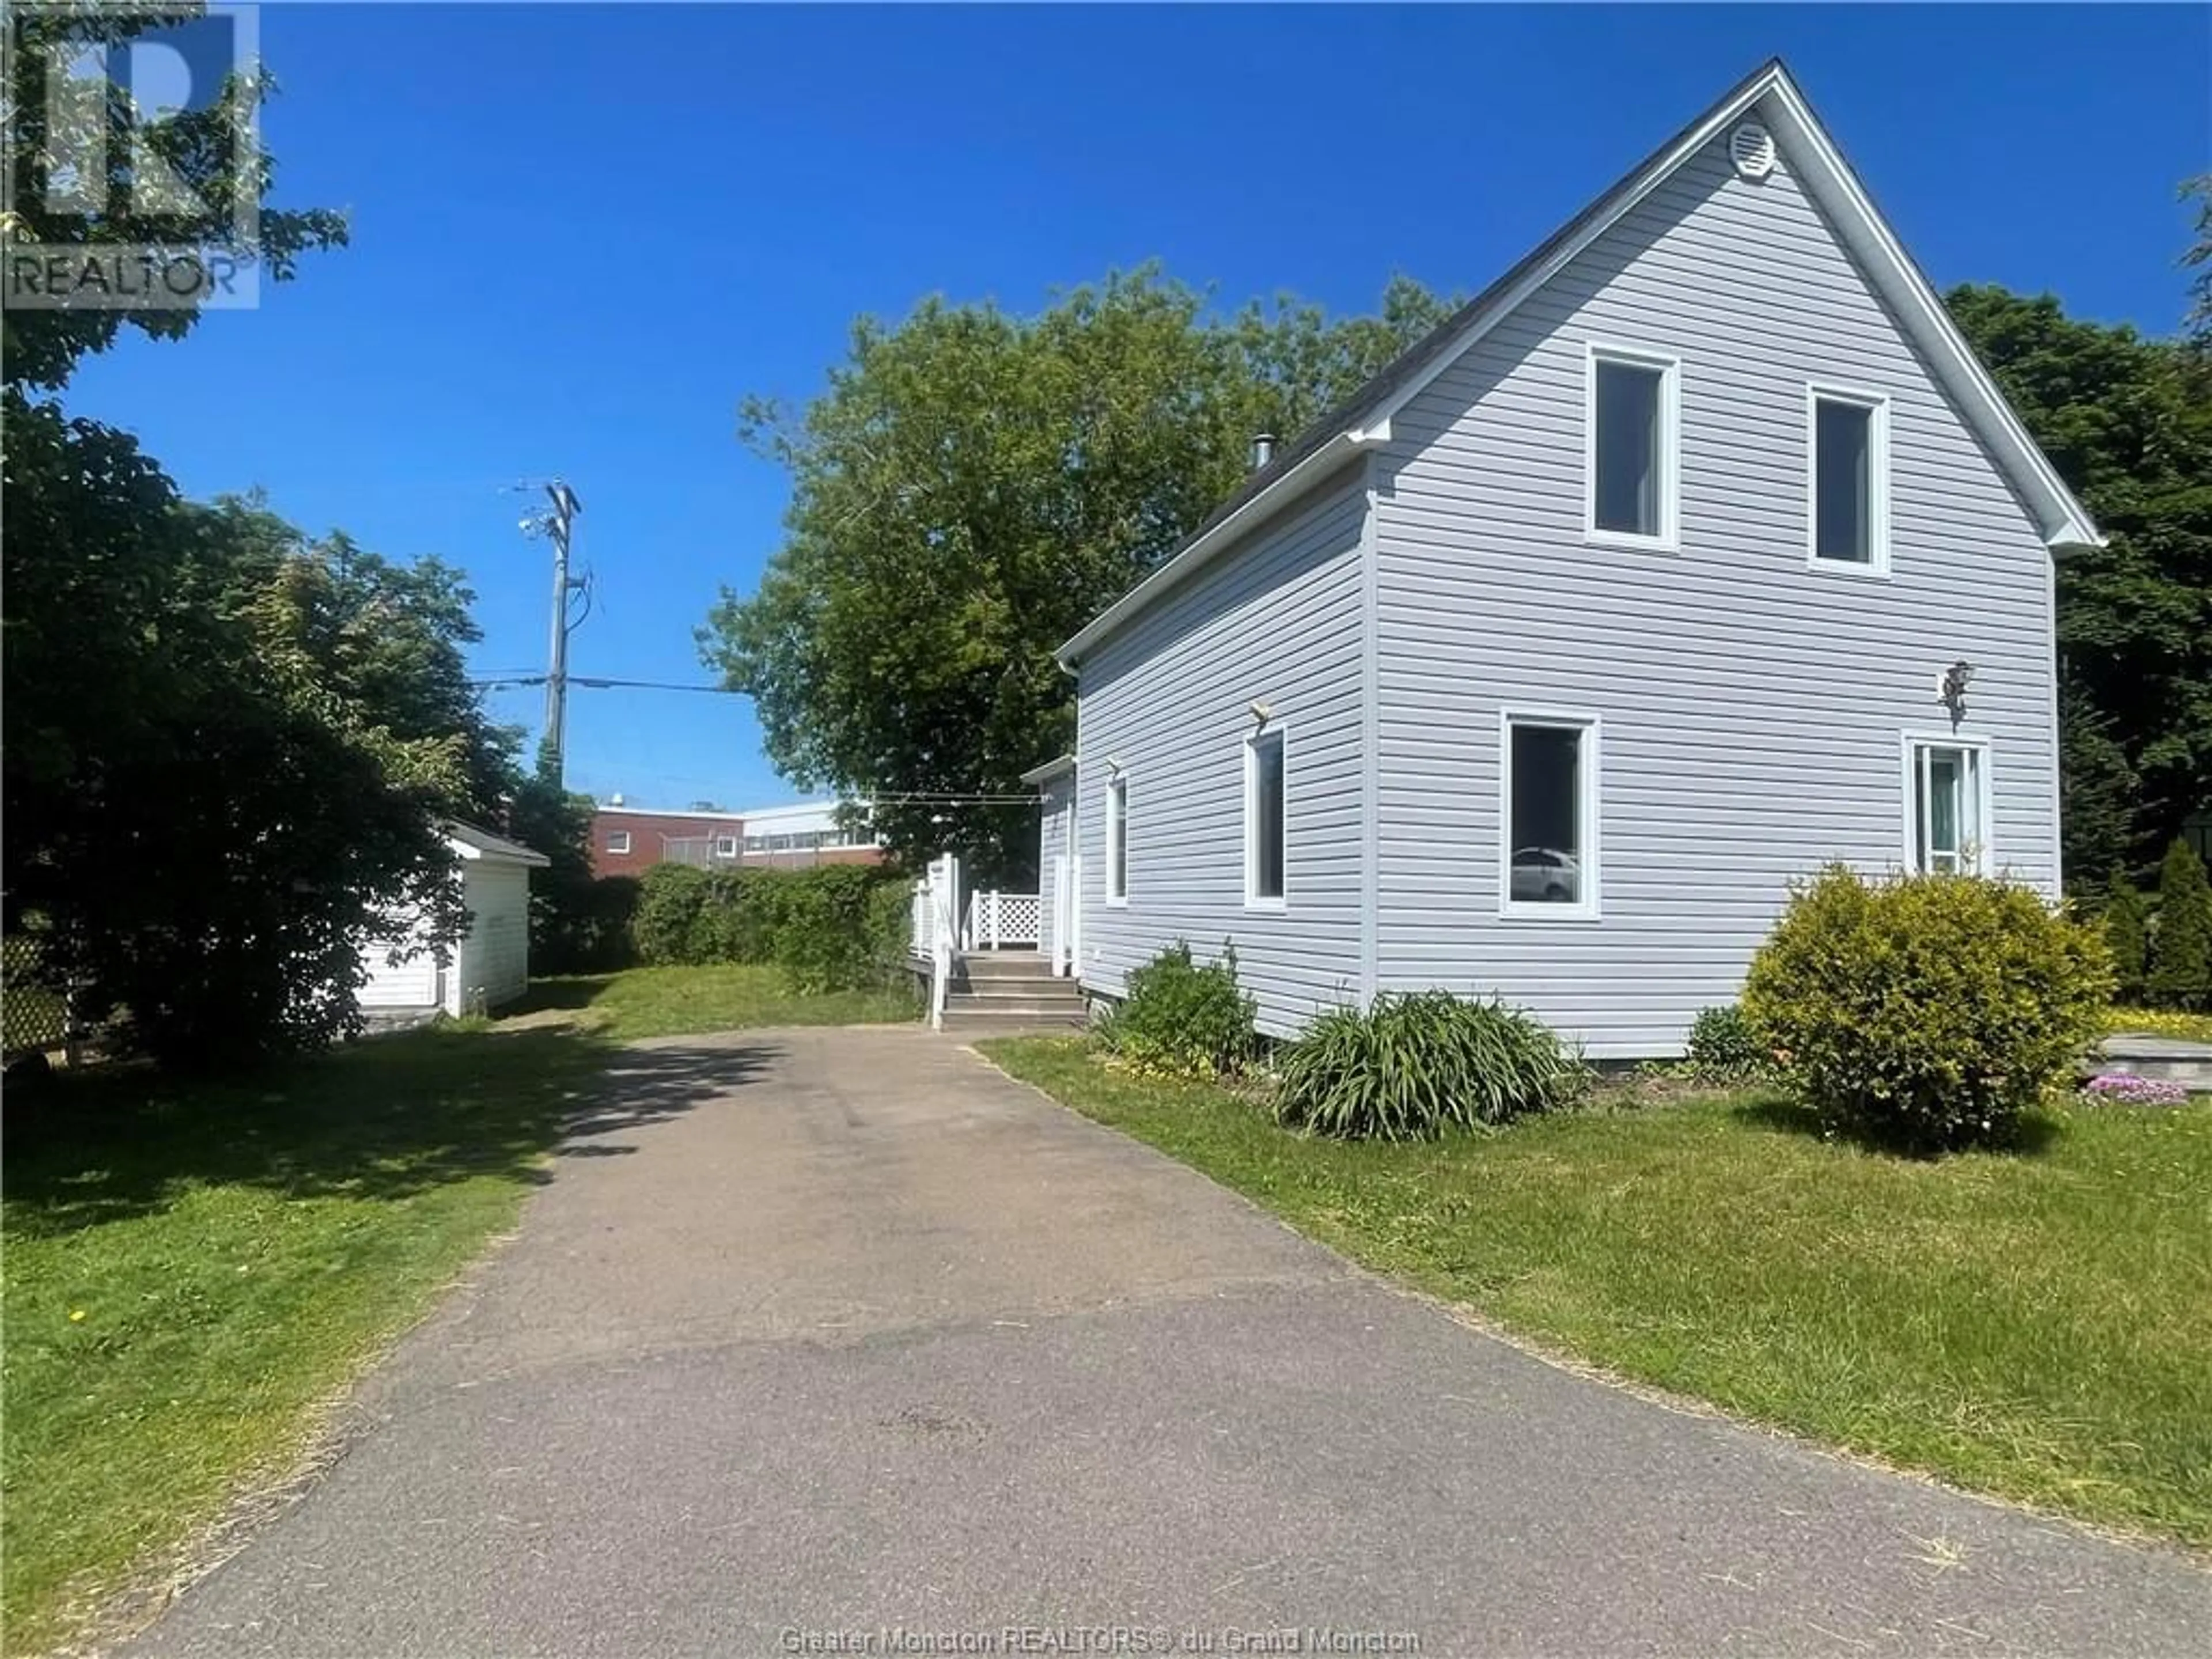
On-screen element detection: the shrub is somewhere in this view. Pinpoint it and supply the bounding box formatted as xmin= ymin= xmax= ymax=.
xmin=629 ymin=861 xmax=906 ymax=992
xmin=768 ymin=865 xmax=895 ymax=993
xmin=1684 ymin=1003 xmax=1768 ymax=1077
xmin=687 ymin=868 xmax=783 ymax=964
xmin=2148 ymin=839 xmax=2212 ymax=1012
xmin=1741 ymin=865 xmax=2112 ymax=1152
xmin=1097 ymin=941 xmax=1256 ymax=1078
xmin=631 ymin=864 xmax=710 ymax=965
xmin=866 ymin=880 xmax=913 ymax=972
xmin=1274 ymin=991 xmax=1587 ymax=1141
xmin=2103 ymin=873 xmax=2151 ymax=1005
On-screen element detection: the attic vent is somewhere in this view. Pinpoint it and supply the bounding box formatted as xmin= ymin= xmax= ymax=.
xmin=1729 ymin=122 xmax=1777 ymax=180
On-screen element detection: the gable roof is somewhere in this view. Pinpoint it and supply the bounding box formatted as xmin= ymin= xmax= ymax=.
xmin=445 ymin=820 xmax=552 ymax=868
xmin=1057 ymin=59 xmax=2100 ymax=666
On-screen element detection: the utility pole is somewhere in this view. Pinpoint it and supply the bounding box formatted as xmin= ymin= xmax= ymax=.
xmin=521 ymin=480 xmax=585 ymax=778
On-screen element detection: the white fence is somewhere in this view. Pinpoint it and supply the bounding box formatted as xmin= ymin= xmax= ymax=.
xmin=909 ymin=854 xmax=960 ymax=1029
xmin=961 ymin=889 xmax=1041 ymax=950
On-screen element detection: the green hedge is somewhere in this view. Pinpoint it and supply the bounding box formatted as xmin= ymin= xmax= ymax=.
xmin=631 ymin=863 xmax=909 ymax=992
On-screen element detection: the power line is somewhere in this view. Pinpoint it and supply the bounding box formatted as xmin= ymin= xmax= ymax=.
xmin=467 ymin=673 xmax=740 ymax=695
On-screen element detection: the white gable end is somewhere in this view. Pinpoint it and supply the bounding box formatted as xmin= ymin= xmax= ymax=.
xmin=1365 ymin=66 xmax=2099 ymax=551
xmin=1368 ymin=110 xmax=2065 ymax=1054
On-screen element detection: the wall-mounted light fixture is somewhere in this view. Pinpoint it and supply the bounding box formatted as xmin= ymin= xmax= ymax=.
xmin=1249 ymin=700 xmax=1274 ymax=727
xmin=1938 ymin=660 xmax=1974 ymax=726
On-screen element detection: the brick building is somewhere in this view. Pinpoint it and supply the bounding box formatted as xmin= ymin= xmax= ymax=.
xmin=588 ymin=800 xmax=887 ymax=878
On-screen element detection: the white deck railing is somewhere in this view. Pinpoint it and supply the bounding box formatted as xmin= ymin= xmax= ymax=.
xmin=961 ymin=889 xmax=1041 ymax=950
xmin=909 ymin=855 xmax=960 ymax=1028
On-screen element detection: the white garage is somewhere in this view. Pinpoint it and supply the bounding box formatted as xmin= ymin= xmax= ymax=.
xmin=358 ymin=821 xmax=550 ymax=1022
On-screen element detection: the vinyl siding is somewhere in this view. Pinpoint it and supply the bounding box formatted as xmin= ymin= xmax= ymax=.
xmin=1074 ymin=474 xmax=1368 ymax=1036
xmin=1371 ymin=128 xmax=2060 ymax=1057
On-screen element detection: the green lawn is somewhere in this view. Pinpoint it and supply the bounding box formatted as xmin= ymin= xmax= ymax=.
xmin=1 ymin=1025 xmax=610 ymax=1653
xmin=510 ymin=962 xmax=917 ymax=1041
xmin=982 ymin=1037 xmax=2212 ymax=1548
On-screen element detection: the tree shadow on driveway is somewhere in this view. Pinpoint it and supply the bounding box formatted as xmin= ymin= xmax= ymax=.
xmin=1 ymin=1028 xmax=770 ymax=1240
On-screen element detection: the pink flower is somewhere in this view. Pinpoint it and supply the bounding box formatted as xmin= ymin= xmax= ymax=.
xmin=2081 ymin=1073 xmax=2190 ymax=1107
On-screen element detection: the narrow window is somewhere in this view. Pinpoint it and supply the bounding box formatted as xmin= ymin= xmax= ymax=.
xmin=1908 ymin=740 xmax=1987 ymax=874
xmin=1588 ymin=346 xmax=1677 ymax=546
xmin=1106 ymin=776 xmax=1128 ymax=904
xmin=1246 ymin=729 xmax=1286 ymax=906
xmin=1809 ymin=389 xmax=1889 ymax=570
xmin=606 ymin=829 xmax=631 ymax=855
xmin=1502 ymin=713 xmax=1599 ymax=918
xmin=714 ymin=834 xmax=738 ymax=858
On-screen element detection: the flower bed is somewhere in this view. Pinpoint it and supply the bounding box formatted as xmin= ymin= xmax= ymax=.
xmin=2081 ymin=1073 xmax=2194 ymax=1107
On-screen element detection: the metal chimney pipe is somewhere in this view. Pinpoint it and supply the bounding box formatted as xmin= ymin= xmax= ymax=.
xmin=1251 ymin=433 xmax=1278 ymax=471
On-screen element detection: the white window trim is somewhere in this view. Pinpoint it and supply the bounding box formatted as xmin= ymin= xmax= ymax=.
xmin=1243 ymin=725 xmax=1288 ymax=911
xmin=1497 ymin=707 xmax=1603 ymax=922
xmin=713 ymin=834 xmax=738 ymax=858
xmin=606 ymin=829 xmax=631 ymax=855
xmin=1105 ymin=775 xmax=1129 ymax=908
xmin=1806 ymin=382 xmax=1892 ymax=576
xmin=1584 ymin=341 xmax=1681 ymax=552
xmin=1900 ymin=732 xmax=1993 ymax=875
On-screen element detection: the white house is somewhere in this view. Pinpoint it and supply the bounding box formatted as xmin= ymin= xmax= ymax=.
xmin=1035 ymin=60 xmax=2099 ymax=1059
xmin=358 ymin=821 xmax=550 ymax=1022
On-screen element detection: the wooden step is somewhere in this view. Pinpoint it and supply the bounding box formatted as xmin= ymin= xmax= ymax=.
xmin=940 ymin=1003 xmax=1087 ymax=1031
xmin=956 ymin=952 xmax=1059 ymax=982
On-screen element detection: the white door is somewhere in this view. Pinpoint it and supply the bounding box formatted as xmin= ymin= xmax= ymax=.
xmin=1049 ymin=854 xmax=1069 ymax=974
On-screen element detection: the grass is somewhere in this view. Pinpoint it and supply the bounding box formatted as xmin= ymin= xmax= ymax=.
xmin=0 ymin=961 xmax=912 ymax=1653
xmin=982 ymin=1037 xmax=2212 ymax=1548
xmin=0 ymin=1025 xmax=619 ymax=1653
xmin=2105 ymin=1006 xmax=2212 ymax=1043
xmin=510 ymin=962 xmax=917 ymax=1041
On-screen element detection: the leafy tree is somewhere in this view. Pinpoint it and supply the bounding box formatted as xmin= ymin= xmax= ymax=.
xmin=2103 ymin=871 xmax=2151 ymax=1005
xmin=2 ymin=1 xmax=349 ymax=391
xmin=1947 ymin=285 xmax=2212 ymax=885
xmin=2183 ymin=174 xmax=2212 ymax=349
xmin=702 ymin=267 xmax=1452 ymax=872
xmin=3 ymin=405 xmax=497 ymax=1067
xmin=2149 ymin=839 xmax=2212 ymax=1011
xmin=2059 ymin=688 xmax=2142 ymax=888
xmin=186 ymin=498 xmax=514 ymax=815
xmin=0 ymin=6 xmax=428 ymax=1069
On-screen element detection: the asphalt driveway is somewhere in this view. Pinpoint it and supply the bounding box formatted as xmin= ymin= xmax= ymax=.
xmin=127 ymin=1028 xmax=2210 ymax=1657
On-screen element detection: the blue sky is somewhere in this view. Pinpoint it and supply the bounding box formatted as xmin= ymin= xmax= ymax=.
xmin=63 ymin=2 xmax=2211 ymax=809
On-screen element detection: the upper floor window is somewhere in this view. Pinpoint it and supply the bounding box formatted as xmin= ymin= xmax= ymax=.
xmin=1586 ymin=343 xmax=1679 ymax=549
xmin=1245 ymin=728 xmax=1286 ymax=907
xmin=605 ymin=829 xmax=631 ymax=855
xmin=1906 ymin=737 xmax=1987 ymax=874
xmin=1105 ymin=775 xmax=1129 ymax=905
xmin=1809 ymin=387 xmax=1890 ymax=572
xmin=714 ymin=834 xmax=739 ymax=858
